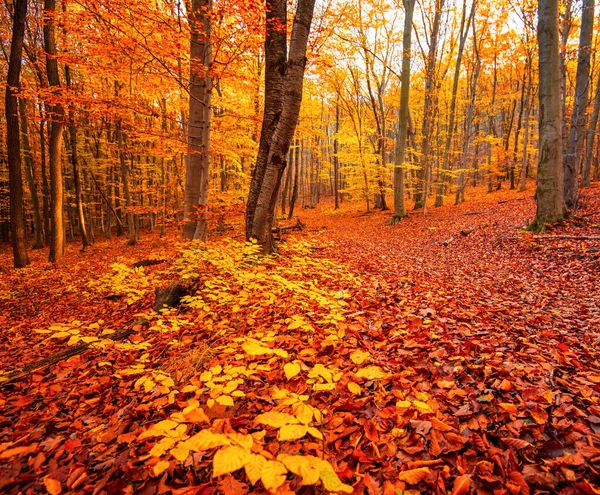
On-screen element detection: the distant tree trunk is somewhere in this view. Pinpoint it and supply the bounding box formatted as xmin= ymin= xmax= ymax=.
xmin=183 ymin=0 xmax=212 ymax=240
xmin=334 ymin=99 xmax=340 ymax=210
xmin=44 ymin=0 xmax=65 ymax=263
xmin=390 ymin=0 xmax=415 ymax=224
xmin=65 ymin=65 xmax=90 ymax=249
xmin=435 ymin=0 xmax=473 ymax=207
xmin=116 ymin=121 xmax=136 ymax=245
xmin=6 ymin=0 xmax=30 ymax=268
xmin=246 ymin=0 xmax=316 ymax=252
xmin=531 ymin=0 xmax=566 ymax=231
xmin=414 ymin=0 xmax=443 ymax=210
xmin=19 ymin=99 xmax=44 ymax=249
xmin=559 ymin=0 xmax=573 ymax=144
xmin=582 ymin=72 xmax=600 ymax=186
xmin=39 ymin=103 xmax=50 ymax=244
xmin=288 ymin=137 xmax=300 ymax=219
xmin=519 ymin=68 xmax=534 ymax=192
xmin=563 ymin=0 xmax=594 ymax=208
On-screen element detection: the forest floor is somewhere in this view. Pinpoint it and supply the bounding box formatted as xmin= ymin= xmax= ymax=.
xmin=1 ymin=184 xmax=600 ymax=495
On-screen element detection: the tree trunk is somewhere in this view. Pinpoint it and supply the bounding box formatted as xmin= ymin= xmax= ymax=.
xmin=246 ymin=0 xmax=316 ymax=252
xmin=563 ymin=0 xmax=594 ymax=207
xmin=582 ymin=72 xmax=600 ymax=186
xmin=45 ymin=0 xmax=65 ymax=263
xmin=39 ymin=103 xmax=51 ymax=244
xmin=531 ymin=0 xmax=567 ymax=230
xmin=65 ymin=65 xmax=90 ymax=249
xmin=183 ymin=0 xmax=212 ymax=240
xmin=6 ymin=0 xmax=30 ymax=268
xmin=19 ymin=98 xmax=44 ymax=249
xmin=390 ymin=0 xmax=415 ymax=224
xmin=333 ymin=99 xmax=340 ymax=210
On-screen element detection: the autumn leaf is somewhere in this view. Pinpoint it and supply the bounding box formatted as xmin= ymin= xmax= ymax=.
xmin=498 ymin=403 xmax=519 ymax=415
xmin=255 ymin=411 xmax=299 ymax=428
xmin=43 ymin=477 xmax=62 ymax=495
xmin=397 ymin=467 xmax=430 ymax=484
xmin=501 ymin=437 xmax=533 ymax=450
xmin=355 ymin=365 xmax=386 ymax=380
xmin=283 ymin=362 xmax=301 ymax=379
xmin=452 ymin=474 xmax=471 ymax=495
xmin=213 ymin=446 xmax=252 ymax=477
xmin=153 ymin=460 xmax=170 ymax=476
xmin=261 ymin=460 xmax=288 ymax=492
xmin=278 ymin=424 xmax=308 ymax=441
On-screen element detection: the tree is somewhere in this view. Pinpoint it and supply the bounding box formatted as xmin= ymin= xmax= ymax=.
xmin=5 ymin=0 xmax=30 ymax=268
xmin=183 ymin=0 xmax=212 ymax=240
xmin=390 ymin=0 xmax=415 ymax=224
xmin=531 ymin=0 xmax=566 ymax=231
xmin=246 ymin=0 xmax=316 ymax=252
xmin=44 ymin=0 xmax=66 ymax=262
xmin=563 ymin=0 xmax=595 ymax=208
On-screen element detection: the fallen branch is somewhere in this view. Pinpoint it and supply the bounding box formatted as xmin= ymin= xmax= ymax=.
xmin=460 ymin=226 xmax=476 ymax=237
xmin=0 ymin=320 xmax=147 ymax=387
xmin=133 ymin=259 xmax=166 ymax=268
xmin=462 ymin=210 xmax=496 ymax=216
xmin=533 ymin=235 xmax=600 ymax=241
xmin=442 ymin=236 xmax=454 ymax=246
xmin=272 ymin=218 xmax=305 ymax=234
xmin=498 ymin=197 xmax=529 ymax=204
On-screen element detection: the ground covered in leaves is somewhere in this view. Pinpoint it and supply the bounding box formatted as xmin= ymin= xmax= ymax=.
xmin=1 ymin=185 xmax=600 ymax=495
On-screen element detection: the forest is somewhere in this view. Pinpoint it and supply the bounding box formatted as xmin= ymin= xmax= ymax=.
xmin=1 ymin=0 xmax=600 ymax=493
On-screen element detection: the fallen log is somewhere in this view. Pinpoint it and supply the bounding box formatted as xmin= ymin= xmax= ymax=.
xmin=133 ymin=259 xmax=166 ymax=268
xmin=272 ymin=218 xmax=305 ymax=234
xmin=442 ymin=236 xmax=454 ymax=246
xmin=154 ymin=282 xmax=194 ymax=311
xmin=498 ymin=197 xmax=529 ymax=204
xmin=0 ymin=320 xmax=146 ymax=387
xmin=460 ymin=226 xmax=476 ymax=237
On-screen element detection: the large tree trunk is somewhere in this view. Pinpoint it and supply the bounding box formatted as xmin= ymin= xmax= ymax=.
xmin=390 ymin=0 xmax=415 ymax=224
xmin=563 ymin=0 xmax=595 ymax=207
xmin=183 ymin=0 xmax=212 ymax=240
xmin=5 ymin=0 xmax=30 ymax=268
xmin=45 ymin=0 xmax=66 ymax=263
xmin=582 ymin=72 xmax=600 ymax=186
xmin=531 ymin=0 xmax=566 ymax=231
xmin=246 ymin=0 xmax=316 ymax=252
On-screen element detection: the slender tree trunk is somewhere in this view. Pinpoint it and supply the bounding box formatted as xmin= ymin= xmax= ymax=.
xmin=19 ymin=99 xmax=44 ymax=249
xmin=520 ymin=66 xmax=533 ymax=192
xmin=390 ymin=0 xmax=415 ymax=224
xmin=334 ymin=99 xmax=340 ymax=210
xmin=559 ymin=0 xmax=573 ymax=144
xmin=39 ymin=103 xmax=51 ymax=244
xmin=183 ymin=0 xmax=212 ymax=240
xmin=563 ymin=0 xmax=594 ymax=208
xmin=6 ymin=0 xmax=30 ymax=268
xmin=116 ymin=121 xmax=136 ymax=245
xmin=44 ymin=0 xmax=65 ymax=263
xmin=246 ymin=0 xmax=316 ymax=252
xmin=582 ymin=72 xmax=600 ymax=186
xmin=288 ymin=137 xmax=300 ymax=219
xmin=531 ymin=0 xmax=567 ymax=230
xmin=435 ymin=0 xmax=473 ymax=207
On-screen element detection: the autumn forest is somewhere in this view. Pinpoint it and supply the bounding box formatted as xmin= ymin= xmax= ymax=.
xmin=1 ymin=0 xmax=600 ymax=493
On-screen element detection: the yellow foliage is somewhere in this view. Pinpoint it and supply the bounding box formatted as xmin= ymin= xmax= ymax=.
xmin=212 ymin=445 xmax=252 ymax=477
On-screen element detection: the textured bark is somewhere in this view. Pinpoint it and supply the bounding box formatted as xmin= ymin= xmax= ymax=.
xmin=531 ymin=0 xmax=566 ymax=230
xmin=390 ymin=0 xmax=415 ymax=224
xmin=582 ymin=72 xmax=600 ymax=186
xmin=563 ymin=0 xmax=594 ymax=207
xmin=333 ymin=100 xmax=340 ymax=210
xmin=6 ymin=0 xmax=30 ymax=268
xmin=246 ymin=0 xmax=316 ymax=252
xmin=183 ymin=0 xmax=212 ymax=240
xmin=116 ymin=121 xmax=137 ymax=245
xmin=45 ymin=0 xmax=65 ymax=262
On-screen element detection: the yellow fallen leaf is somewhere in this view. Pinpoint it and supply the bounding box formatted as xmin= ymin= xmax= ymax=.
xmin=153 ymin=460 xmax=170 ymax=476
xmin=213 ymin=445 xmax=252 ymax=477
xmin=350 ymin=349 xmax=370 ymax=365
xmin=255 ymin=411 xmax=299 ymax=428
xmin=284 ymin=362 xmax=301 ymax=380
xmin=278 ymin=454 xmax=320 ymax=485
xmin=184 ymin=430 xmax=230 ymax=452
xmin=138 ymin=419 xmax=179 ymax=440
xmin=347 ymin=382 xmax=362 ymax=395
xmin=169 ymin=444 xmax=190 ymax=462
xmin=318 ymin=462 xmax=353 ymax=493
xmin=413 ymin=400 xmax=433 ymax=414
xmin=355 ymin=365 xmax=386 ymax=380
xmin=216 ymin=395 xmax=234 ymax=407
xmin=307 ymin=427 xmax=323 ymax=440
xmin=278 ymin=424 xmax=308 ymax=441
xmin=261 ymin=460 xmax=287 ymax=493
xmin=245 ymin=453 xmax=266 ymax=485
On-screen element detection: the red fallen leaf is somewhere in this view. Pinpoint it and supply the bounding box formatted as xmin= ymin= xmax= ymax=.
xmin=363 ymin=472 xmax=382 ymax=495
xmin=498 ymin=403 xmax=518 ymax=415
xmin=557 ymin=343 xmax=568 ymax=352
xmin=501 ymin=437 xmax=533 ymax=449
xmin=576 ymin=481 xmax=600 ymax=494
xmin=451 ymin=474 xmax=471 ymax=495
xmin=431 ymin=417 xmax=455 ymax=432
xmin=363 ymin=419 xmax=379 ymax=443
xmin=410 ymin=419 xmax=432 ymax=435
xmin=217 ymin=475 xmax=248 ymax=495
xmin=522 ymin=464 xmax=558 ymax=489
xmin=508 ymin=471 xmax=530 ymax=495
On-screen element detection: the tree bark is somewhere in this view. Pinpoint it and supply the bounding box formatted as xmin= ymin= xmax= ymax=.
xmin=582 ymin=72 xmax=600 ymax=186
xmin=45 ymin=0 xmax=66 ymax=262
xmin=563 ymin=0 xmax=595 ymax=207
xmin=246 ymin=0 xmax=316 ymax=252
xmin=531 ymin=0 xmax=566 ymax=231
xmin=390 ymin=0 xmax=415 ymax=224
xmin=183 ymin=0 xmax=212 ymax=240
xmin=6 ymin=0 xmax=30 ymax=268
